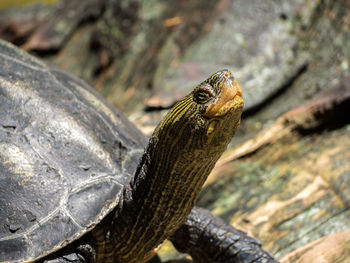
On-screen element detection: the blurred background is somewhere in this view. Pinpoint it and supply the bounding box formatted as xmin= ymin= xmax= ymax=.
xmin=1 ymin=0 xmax=349 ymax=262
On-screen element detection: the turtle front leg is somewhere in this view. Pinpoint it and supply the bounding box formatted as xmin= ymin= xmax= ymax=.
xmin=39 ymin=243 xmax=97 ymax=263
xmin=41 ymin=253 xmax=86 ymax=263
xmin=170 ymin=207 xmax=277 ymax=263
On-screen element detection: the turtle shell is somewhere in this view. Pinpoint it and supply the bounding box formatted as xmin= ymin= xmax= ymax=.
xmin=0 ymin=40 xmax=147 ymax=262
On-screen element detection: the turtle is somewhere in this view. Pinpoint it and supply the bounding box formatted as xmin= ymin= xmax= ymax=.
xmin=0 ymin=40 xmax=276 ymax=263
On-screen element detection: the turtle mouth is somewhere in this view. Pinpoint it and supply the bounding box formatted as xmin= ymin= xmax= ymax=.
xmin=215 ymin=93 xmax=244 ymax=117
xmin=204 ymin=79 xmax=243 ymax=118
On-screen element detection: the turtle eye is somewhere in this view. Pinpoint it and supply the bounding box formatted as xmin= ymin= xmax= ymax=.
xmin=194 ymin=90 xmax=212 ymax=104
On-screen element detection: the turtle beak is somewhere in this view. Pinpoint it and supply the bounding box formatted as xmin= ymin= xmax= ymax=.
xmin=204 ymin=78 xmax=243 ymax=118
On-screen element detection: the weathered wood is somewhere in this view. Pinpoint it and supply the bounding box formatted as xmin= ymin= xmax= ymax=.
xmin=22 ymin=0 xmax=104 ymax=52
xmin=199 ymin=75 xmax=350 ymax=260
xmin=280 ymin=230 xmax=350 ymax=263
xmin=0 ymin=3 xmax=51 ymax=44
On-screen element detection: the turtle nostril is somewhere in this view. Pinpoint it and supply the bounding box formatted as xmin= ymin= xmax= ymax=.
xmin=224 ymin=72 xmax=234 ymax=82
xmin=229 ymin=73 xmax=234 ymax=82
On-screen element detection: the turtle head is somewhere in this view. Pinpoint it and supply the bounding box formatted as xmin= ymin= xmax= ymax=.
xmin=154 ymin=69 xmax=243 ymax=155
xmin=192 ymin=69 xmax=243 ymax=150
xmin=125 ymin=70 xmax=243 ymax=260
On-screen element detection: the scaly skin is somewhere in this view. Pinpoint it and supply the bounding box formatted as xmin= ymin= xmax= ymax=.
xmin=171 ymin=207 xmax=278 ymax=263
xmin=105 ymin=69 xmax=244 ymax=262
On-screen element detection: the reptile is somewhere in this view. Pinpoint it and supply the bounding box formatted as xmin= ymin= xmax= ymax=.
xmin=0 ymin=39 xmax=276 ymax=263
